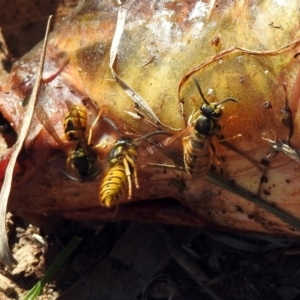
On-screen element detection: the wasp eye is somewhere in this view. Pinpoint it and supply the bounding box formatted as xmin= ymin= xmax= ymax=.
xmin=212 ymin=108 xmax=222 ymax=119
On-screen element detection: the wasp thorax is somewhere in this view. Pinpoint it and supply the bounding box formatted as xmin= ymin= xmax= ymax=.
xmin=109 ymin=139 xmax=137 ymax=162
xmin=69 ymin=143 xmax=96 ymax=177
xmin=194 ymin=115 xmax=217 ymax=138
xmin=72 ymin=156 xmax=91 ymax=177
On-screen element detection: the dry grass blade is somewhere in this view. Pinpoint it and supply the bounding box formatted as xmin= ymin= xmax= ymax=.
xmin=110 ymin=8 xmax=181 ymax=131
xmin=262 ymin=138 xmax=300 ymax=163
xmin=205 ymin=172 xmax=300 ymax=232
xmin=0 ymin=15 xmax=52 ymax=266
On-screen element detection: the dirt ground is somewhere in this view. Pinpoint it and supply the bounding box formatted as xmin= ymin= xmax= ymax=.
xmin=2 ymin=214 xmax=300 ymax=299
xmin=2 ymin=1 xmax=300 ymax=299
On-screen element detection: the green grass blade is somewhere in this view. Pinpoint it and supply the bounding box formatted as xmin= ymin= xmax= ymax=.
xmin=24 ymin=236 xmax=83 ymax=300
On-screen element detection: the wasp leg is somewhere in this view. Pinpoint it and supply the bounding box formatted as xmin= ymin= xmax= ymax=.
xmin=210 ymin=143 xmax=227 ymax=177
xmin=217 ymin=133 xmax=242 ymax=143
xmin=132 ymin=167 xmax=139 ymax=189
xmin=125 ymin=154 xmax=139 ymax=189
xmin=182 ymin=136 xmax=192 ymax=174
xmin=123 ymin=158 xmax=133 ymax=199
xmin=146 ymin=163 xmax=185 ymax=172
xmin=87 ymin=106 xmax=105 ymax=145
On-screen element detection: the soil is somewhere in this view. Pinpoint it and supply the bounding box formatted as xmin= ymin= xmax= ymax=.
xmin=2 ymin=215 xmax=300 ymax=299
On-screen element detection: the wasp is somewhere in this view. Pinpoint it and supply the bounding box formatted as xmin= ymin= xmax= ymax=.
xmin=182 ymin=78 xmax=239 ymax=176
xmin=36 ymin=100 xmax=101 ymax=181
xmin=99 ymin=131 xmax=169 ymax=207
xmin=149 ymin=79 xmax=239 ymax=175
xmin=63 ymin=104 xmax=87 ymax=141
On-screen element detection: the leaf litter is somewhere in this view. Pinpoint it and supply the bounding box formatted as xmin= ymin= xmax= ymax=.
xmin=2 ymin=217 xmax=300 ymax=299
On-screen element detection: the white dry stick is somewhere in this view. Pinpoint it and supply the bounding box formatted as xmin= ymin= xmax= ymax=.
xmin=110 ymin=8 xmax=181 ymax=130
xmin=0 ymin=16 xmax=52 ymax=266
xmin=262 ymin=138 xmax=300 ymax=163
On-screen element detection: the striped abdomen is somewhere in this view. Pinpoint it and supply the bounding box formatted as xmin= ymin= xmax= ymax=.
xmin=183 ymin=135 xmax=212 ymax=177
xmin=99 ymin=165 xmax=127 ymax=207
xmin=63 ymin=105 xmax=87 ymax=141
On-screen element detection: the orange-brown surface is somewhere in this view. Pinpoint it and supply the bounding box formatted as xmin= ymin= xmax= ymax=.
xmin=1 ymin=0 xmax=300 ymax=238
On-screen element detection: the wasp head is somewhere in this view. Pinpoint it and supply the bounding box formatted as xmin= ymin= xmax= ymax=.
xmin=109 ymin=138 xmax=137 ymax=164
xmin=200 ymin=103 xmax=223 ymax=120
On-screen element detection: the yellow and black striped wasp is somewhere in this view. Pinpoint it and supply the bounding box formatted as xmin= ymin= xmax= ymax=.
xmin=147 ymin=78 xmax=239 ymax=177
xmin=36 ymin=100 xmax=101 ymax=181
xmin=99 ymin=131 xmax=169 ymax=208
xmin=182 ymin=78 xmax=239 ymax=176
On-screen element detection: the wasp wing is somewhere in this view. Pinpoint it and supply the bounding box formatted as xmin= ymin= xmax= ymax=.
xmin=36 ymin=104 xmax=68 ymax=154
xmin=142 ymin=126 xmax=192 ymax=167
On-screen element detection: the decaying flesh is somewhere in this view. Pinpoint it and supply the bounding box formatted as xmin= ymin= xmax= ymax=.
xmin=1 ymin=0 xmax=300 ymax=263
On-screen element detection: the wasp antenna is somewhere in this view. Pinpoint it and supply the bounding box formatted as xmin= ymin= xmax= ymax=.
xmin=134 ymin=131 xmax=170 ymax=142
xmin=193 ymin=78 xmax=210 ymax=105
xmin=217 ymin=97 xmax=239 ymax=106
